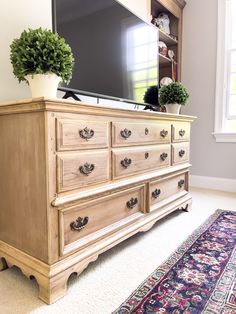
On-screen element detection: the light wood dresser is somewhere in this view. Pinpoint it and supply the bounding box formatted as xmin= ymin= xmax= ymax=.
xmin=0 ymin=98 xmax=195 ymax=304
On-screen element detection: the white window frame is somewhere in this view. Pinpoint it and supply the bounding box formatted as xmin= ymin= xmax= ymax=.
xmin=213 ymin=0 xmax=236 ymax=142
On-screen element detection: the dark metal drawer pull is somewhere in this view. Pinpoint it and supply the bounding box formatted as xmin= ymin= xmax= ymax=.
xmin=179 ymin=149 xmax=185 ymax=157
xmin=160 ymin=129 xmax=168 ymax=138
xmin=160 ymin=152 xmax=168 ymax=161
xmin=145 ymin=128 xmax=149 ymax=135
xmin=79 ymin=127 xmax=94 ymax=140
xmin=70 ymin=216 xmax=89 ymax=231
xmin=179 ymin=129 xmax=186 ymax=137
xmin=79 ymin=163 xmax=95 ymax=176
xmin=178 ymin=179 xmax=185 ymax=188
xmin=127 ymin=197 xmax=138 ymax=209
xmin=145 ymin=152 xmax=149 ymax=159
xmin=152 ymin=189 xmax=161 ymax=199
xmin=121 ymin=158 xmax=132 ymax=169
xmin=120 ymin=128 xmax=132 ymax=139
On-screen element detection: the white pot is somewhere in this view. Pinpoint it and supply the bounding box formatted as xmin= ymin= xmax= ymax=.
xmin=25 ymin=73 xmax=61 ymax=98
xmin=164 ymin=103 xmax=181 ymax=114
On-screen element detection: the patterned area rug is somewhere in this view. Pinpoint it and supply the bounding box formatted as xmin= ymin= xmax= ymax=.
xmin=113 ymin=210 xmax=236 ymax=314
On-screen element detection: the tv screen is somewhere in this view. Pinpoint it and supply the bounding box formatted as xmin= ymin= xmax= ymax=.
xmin=53 ymin=0 xmax=159 ymax=104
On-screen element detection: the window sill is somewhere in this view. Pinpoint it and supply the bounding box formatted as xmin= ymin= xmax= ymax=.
xmin=213 ymin=132 xmax=236 ymax=143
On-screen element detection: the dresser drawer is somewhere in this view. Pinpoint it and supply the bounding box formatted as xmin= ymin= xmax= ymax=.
xmin=57 ymin=151 xmax=110 ymax=192
xmin=112 ymin=121 xmax=171 ymax=147
xmin=172 ymin=122 xmax=190 ymax=142
xmin=56 ymin=118 xmax=109 ymax=151
xmin=59 ymin=185 xmax=145 ymax=255
xmin=149 ymin=172 xmax=188 ymax=211
xmin=112 ymin=145 xmax=171 ymax=179
xmin=172 ymin=143 xmax=190 ymax=165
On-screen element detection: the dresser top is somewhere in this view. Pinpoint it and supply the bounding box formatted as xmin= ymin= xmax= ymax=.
xmin=0 ymin=97 xmax=196 ymax=122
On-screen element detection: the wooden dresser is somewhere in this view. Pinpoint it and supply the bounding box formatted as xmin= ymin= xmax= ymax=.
xmin=0 ymin=98 xmax=195 ymax=303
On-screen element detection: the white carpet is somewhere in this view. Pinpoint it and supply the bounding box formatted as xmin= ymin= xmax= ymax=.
xmin=0 ymin=187 xmax=235 ymax=314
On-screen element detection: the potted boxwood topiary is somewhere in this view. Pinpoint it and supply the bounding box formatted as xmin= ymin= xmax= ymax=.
xmin=10 ymin=27 xmax=74 ymax=98
xmin=159 ymin=82 xmax=189 ymax=114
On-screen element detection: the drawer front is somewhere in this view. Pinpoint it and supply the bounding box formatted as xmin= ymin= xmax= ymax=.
xmin=172 ymin=143 xmax=190 ymax=165
xmin=60 ymin=185 xmax=145 ymax=254
xmin=150 ymin=173 xmax=188 ymax=210
xmin=172 ymin=122 xmax=190 ymax=142
xmin=112 ymin=145 xmax=171 ymax=179
xmin=57 ymin=151 xmax=110 ymax=192
xmin=112 ymin=121 xmax=171 ymax=147
xmin=56 ymin=118 xmax=109 ymax=151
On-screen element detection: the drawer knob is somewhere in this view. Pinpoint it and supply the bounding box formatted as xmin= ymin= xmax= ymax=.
xmin=160 ymin=152 xmax=168 ymax=161
xmin=79 ymin=127 xmax=94 ymax=140
xmin=152 ymin=188 xmax=161 ymax=199
xmin=70 ymin=216 xmax=89 ymax=232
xmin=120 ymin=128 xmax=132 ymax=139
xmin=145 ymin=152 xmax=149 ymax=159
xmin=127 ymin=197 xmax=138 ymax=209
xmin=121 ymin=158 xmax=132 ymax=169
xmin=160 ymin=129 xmax=168 ymax=138
xmin=179 ymin=149 xmax=185 ymax=157
xmin=178 ymin=179 xmax=185 ymax=188
xmin=145 ymin=128 xmax=149 ymax=135
xmin=179 ymin=129 xmax=186 ymax=137
xmin=79 ymin=162 xmax=95 ymax=176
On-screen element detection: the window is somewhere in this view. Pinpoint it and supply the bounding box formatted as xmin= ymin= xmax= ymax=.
xmin=126 ymin=24 xmax=158 ymax=103
xmin=214 ymin=0 xmax=236 ymax=142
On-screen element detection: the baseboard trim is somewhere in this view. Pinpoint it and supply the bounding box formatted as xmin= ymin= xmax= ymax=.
xmin=190 ymin=175 xmax=236 ymax=193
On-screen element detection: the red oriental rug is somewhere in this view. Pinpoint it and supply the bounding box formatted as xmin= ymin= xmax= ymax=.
xmin=113 ymin=210 xmax=236 ymax=314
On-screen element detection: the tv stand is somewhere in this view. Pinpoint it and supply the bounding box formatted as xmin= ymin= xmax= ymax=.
xmin=62 ymin=90 xmax=81 ymax=101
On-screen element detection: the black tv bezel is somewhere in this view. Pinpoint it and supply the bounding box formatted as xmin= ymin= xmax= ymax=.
xmin=51 ymin=0 xmax=158 ymax=107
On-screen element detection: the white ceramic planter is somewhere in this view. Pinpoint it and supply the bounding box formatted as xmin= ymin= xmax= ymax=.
xmin=25 ymin=73 xmax=61 ymax=98
xmin=164 ymin=103 xmax=181 ymax=114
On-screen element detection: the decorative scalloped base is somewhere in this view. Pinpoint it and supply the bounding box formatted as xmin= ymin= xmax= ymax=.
xmin=0 ymin=197 xmax=192 ymax=304
xmin=0 ymin=241 xmax=99 ymax=304
xmin=0 ymin=257 xmax=8 ymax=271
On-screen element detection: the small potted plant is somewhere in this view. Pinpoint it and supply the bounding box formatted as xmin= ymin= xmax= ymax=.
xmin=10 ymin=28 xmax=74 ymax=98
xmin=159 ymin=82 xmax=189 ymax=114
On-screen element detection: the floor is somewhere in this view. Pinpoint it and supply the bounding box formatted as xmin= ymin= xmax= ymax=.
xmin=0 ymin=187 xmax=235 ymax=314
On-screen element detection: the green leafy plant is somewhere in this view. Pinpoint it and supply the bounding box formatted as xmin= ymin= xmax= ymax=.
xmin=10 ymin=28 xmax=74 ymax=83
xmin=159 ymin=82 xmax=189 ymax=106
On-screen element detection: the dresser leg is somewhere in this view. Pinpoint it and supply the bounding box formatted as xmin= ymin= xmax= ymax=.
xmin=37 ymin=252 xmax=101 ymax=304
xmin=37 ymin=273 xmax=68 ymax=304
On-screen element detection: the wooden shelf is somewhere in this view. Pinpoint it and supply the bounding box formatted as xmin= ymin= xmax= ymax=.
xmin=159 ymin=53 xmax=177 ymax=65
xmin=159 ymin=28 xmax=178 ymax=45
xmin=151 ymin=0 xmax=183 ymax=80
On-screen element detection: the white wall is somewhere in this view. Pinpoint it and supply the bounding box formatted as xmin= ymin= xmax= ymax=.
xmin=0 ymin=0 xmax=52 ymax=102
xmin=181 ymin=0 xmax=236 ymax=179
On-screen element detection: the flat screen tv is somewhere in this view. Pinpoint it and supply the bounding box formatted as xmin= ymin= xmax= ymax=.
xmin=53 ymin=0 xmax=159 ymax=104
